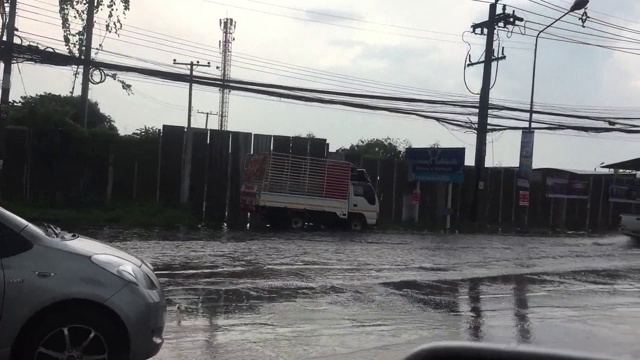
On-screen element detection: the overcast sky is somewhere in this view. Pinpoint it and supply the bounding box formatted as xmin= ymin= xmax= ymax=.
xmin=10 ymin=0 xmax=640 ymax=170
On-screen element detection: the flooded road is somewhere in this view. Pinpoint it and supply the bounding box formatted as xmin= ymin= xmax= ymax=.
xmin=89 ymin=229 xmax=640 ymax=359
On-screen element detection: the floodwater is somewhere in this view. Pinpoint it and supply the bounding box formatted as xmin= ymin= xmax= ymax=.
xmin=87 ymin=229 xmax=640 ymax=360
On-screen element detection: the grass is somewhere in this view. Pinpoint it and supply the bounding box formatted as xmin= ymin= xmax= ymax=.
xmin=2 ymin=201 xmax=200 ymax=229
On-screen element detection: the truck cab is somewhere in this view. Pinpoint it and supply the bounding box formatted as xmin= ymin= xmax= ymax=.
xmin=349 ymin=179 xmax=379 ymax=230
xmin=347 ymin=166 xmax=379 ymax=229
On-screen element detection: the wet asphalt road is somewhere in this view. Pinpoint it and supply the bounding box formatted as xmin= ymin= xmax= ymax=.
xmin=91 ymin=229 xmax=640 ymax=359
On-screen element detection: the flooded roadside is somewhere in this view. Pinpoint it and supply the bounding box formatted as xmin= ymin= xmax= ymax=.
xmin=85 ymin=229 xmax=640 ymax=359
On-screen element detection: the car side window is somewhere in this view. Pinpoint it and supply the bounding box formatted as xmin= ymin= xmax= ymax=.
xmin=0 ymin=222 xmax=32 ymax=259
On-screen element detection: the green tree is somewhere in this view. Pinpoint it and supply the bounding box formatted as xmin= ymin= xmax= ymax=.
xmin=294 ymin=132 xmax=316 ymax=138
xmin=129 ymin=126 xmax=160 ymax=140
xmin=9 ymin=93 xmax=118 ymax=132
xmin=59 ymin=0 xmax=130 ymax=57
xmin=8 ymin=93 xmax=119 ymax=205
xmin=340 ymin=137 xmax=412 ymax=159
xmin=59 ymin=0 xmax=132 ymax=94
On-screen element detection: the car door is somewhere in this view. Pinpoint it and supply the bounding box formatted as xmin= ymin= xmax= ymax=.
xmin=0 ymin=231 xmax=6 ymax=321
xmin=0 ymin=222 xmax=34 ymax=352
xmin=0 ymin=222 xmax=33 ymax=323
xmin=0 ymin=254 xmax=4 ymax=321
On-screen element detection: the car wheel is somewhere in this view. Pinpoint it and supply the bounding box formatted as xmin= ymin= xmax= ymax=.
xmin=17 ymin=308 xmax=128 ymax=360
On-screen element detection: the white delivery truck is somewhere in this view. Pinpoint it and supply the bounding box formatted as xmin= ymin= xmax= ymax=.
xmin=240 ymin=152 xmax=380 ymax=230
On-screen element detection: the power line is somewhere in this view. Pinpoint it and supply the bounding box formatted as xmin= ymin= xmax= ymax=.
xmin=196 ymin=0 xmax=534 ymax=49
xmin=19 ymin=2 xmax=513 ymax=101
xmin=13 ymin=31 xmax=640 ymax=129
xmin=15 ymin=5 xmax=640 ymax=120
xmin=553 ymin=0 xmax=640 ymax=27
xmin=520 ymin=1 xmax=640 ymax=46
xmin=16 ymin=40 xmax=640 ymax=128
xmin=14 ymin=4 xmax=632 ymax=116
xmin=243 ymin=0 xmax=464 ymax=38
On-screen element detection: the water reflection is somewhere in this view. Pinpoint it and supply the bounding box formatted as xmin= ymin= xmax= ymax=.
xmin=381 ymin=280 xmax=460 ymax=313
xmin=467 ymin=278 xmax=484 ymax=342
xmin=513 ymin=275 xmax=532 ymax=344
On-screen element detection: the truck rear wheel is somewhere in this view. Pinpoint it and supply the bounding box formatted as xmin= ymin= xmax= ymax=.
xmin=290 ymin=215 xmax=305 ymax=230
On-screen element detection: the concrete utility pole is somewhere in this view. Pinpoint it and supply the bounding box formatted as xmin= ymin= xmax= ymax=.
xmin=197 ymin=110 xmax=216 ymax=224
xmin=0 ymin=0 xmax=18 ymax=198
xmin=80 ymin=0 xmax=96 ymax=129
xmin=217 ymin=18 xmax=236 ymax=131
xmin=197 ymin=110 xmax=218 ymax=130
xmin=467 ymin=1 xmax=523 ymax=224
xmin=173 ymin=60 xmax=211 ymax=205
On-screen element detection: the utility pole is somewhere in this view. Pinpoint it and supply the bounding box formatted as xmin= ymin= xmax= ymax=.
xmin=197 ymin=110 xmax=217 ymax=224
xmin=80 ymin=0 xmax=96 ymax=129
xmin=0 ymin=0 xmax=17 ymax=198
xmin=197 ymin=110 xmax=218 ymax=130
xmin=173 ymin=60 xmax=211 ymax=206
xmin=467 ymin=1 xmax=523 ymax=224
xmin=217 ymin=18 xmax=236 ymax=131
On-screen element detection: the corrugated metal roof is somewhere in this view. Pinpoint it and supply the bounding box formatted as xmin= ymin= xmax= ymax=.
xmin=533 ymin=168 xmax=617 ymax=176
xmin=602 ymin=158 xmax=640 ymax=171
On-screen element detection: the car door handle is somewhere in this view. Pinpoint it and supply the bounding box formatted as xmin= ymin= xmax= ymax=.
xmin=34 ymin=272 xmax=55 ymax=278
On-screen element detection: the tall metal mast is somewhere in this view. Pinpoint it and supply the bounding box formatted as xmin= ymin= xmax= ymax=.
xmin=217 ymin=18 xmax=236 ymax=131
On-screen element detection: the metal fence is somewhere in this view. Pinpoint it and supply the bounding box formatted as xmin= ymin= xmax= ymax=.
xmin=3 ymin=124 xmax=635 ymax=231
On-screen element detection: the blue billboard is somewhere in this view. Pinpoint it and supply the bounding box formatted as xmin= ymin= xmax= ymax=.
xmin=405 ymin=147 xmax=466 ymax=183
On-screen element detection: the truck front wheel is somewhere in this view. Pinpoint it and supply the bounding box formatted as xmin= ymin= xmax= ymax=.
xmin=348 ymin=216 xmax=366 ymax=232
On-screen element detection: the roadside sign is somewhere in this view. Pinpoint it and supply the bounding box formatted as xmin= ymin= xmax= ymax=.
xmin=546 ymin=178 xmax=590 ymax=199
xmin=405 ymin=147 xmax=466 ymax=184
xmin=412 ymin=190 xmax=421 ymax=204
xmin=517 ymin=131 xmax=535 ymax=188
xmin=519 ymin=191 xmax=530 ymax=207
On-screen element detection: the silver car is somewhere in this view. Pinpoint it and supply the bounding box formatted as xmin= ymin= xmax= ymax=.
xmin=0 ymin=207 xmax=166 ymax=360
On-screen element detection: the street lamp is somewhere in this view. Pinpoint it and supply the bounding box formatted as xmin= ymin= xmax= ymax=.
xmin=528 ymin=0 xmax=590 ymax=128
xmin=520 ymin=0 xmax=589 ymax=231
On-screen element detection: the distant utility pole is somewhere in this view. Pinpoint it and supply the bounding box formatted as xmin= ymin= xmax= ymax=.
xmin=0 ymin=0 xmax=18 ymax=198
xmin=217 ymin=18 xmax=236 ymax=131
xmin=467 ymin=1 xmax=523 ymax=224
xmin=80 ymin=0 xmax=96 ymax=129
xmin=173 ymin=59 xmax=211 ymax=205
xmin=197 ymin=110 xmax=217 ymax=224
xmin=197 ymin=110 xmax=218 ymax=130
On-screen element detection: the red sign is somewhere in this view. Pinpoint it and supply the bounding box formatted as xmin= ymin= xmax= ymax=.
xmin=519 ymin=191 xmax=530 ymax=207
xmin=412 ymin=190 xmax=421 ymax=204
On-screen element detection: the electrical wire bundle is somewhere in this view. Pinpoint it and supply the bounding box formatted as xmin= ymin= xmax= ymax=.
xmin=6 ymin=0 xmax=640 ymax=139
xmin=7 ymin=40 xmax=640 ymax=137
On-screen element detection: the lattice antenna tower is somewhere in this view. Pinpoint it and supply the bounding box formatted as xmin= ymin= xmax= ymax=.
xmin=217 ymin=18 xmax=236 ymax=131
